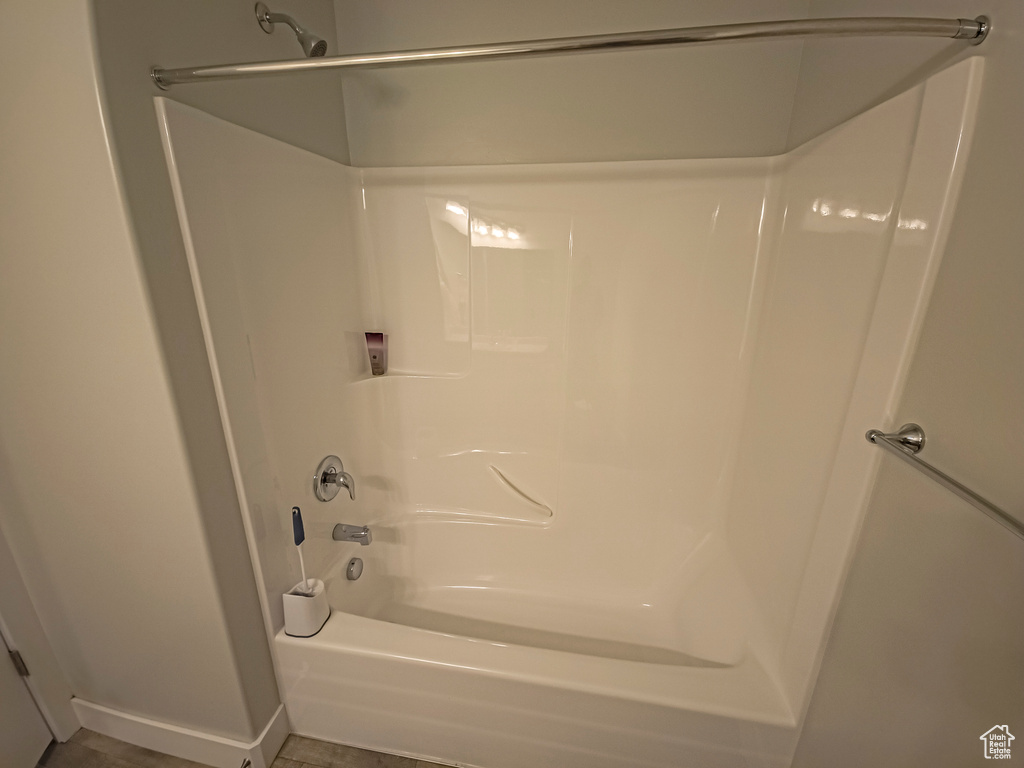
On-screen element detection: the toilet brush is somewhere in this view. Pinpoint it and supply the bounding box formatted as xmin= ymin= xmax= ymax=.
xmin=283 ymin=505 xmax=330 ymax=636
xmin=292 ymin=506 xmax=313 ymax=595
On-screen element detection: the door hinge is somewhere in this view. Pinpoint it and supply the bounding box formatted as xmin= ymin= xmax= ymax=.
xmin=9 ymin=649 xmax=29 ymax=677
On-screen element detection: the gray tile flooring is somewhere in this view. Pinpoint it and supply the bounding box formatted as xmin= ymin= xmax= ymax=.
xmin=37 ymin=730 xmax=453 ymax=768
xmin=273 ymin=734 xmax=451 ymax=768
xmin=39 ymin=729 xmax=211 ymax=768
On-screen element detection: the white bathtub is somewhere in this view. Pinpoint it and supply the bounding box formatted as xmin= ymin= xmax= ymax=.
xmin=276 ymin=605 xmax=796 ymax=768
xmin=277 ymin=522 xmax=796 ymax=766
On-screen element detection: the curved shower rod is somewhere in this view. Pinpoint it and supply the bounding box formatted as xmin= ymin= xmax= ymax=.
xmin=152 ymin=15 xmax=989 ymax=89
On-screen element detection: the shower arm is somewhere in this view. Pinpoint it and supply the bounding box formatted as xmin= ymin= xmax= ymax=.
xmin=255 ymin=2 xmax=328 ymax=59
xmin=151 ymin=15 xmax=989 ymax=89
xmin=260 ymin=9 xmax=303 ymax=37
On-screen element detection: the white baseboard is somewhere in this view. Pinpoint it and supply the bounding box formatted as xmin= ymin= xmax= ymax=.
xmin=70 ymin=698 xmax=289 ymax=768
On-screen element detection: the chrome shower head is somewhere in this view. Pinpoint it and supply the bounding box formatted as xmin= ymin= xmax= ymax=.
xmin=297 ymin=29 xmax=328 ymax=58
xmin=255 ymin=2 xmax=328 ymax=58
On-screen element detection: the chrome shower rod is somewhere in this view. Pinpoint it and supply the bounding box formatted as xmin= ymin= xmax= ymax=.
xmin=152 ymin=15 xmax=989 ymax=89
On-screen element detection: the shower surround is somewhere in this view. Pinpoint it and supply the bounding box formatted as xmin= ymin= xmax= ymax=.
xmin=159 ymin=58 xmax=980 ymax=767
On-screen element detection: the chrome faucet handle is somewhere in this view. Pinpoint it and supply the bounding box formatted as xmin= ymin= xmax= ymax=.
xmin=313 ymin=455 xmax=355 ymax=501
xmin=326 ymin=468 xmax=355 ymax=500
xmin=333 ymin=523 xmax=371 ymax=545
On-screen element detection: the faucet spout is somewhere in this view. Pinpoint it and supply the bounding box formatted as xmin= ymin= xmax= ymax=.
xmin=333 ymin=523 xmax=371 ymax=545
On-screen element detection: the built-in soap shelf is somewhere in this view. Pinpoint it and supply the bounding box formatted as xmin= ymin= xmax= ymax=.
xmin=365 ymin=332 xmax=387 ymax=375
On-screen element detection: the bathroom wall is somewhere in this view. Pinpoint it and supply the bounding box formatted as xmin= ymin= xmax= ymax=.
xmin=0 ymin=0 xmax=279 ymax=745
xmin=332 ymin=0 xmax=810 ymax=166
xmin=329 ymin=0 xmax=998 ymax=169
xmin=94 ymin=0 xmax=348 ymax=164
xmin=787 ymin=0 xmax=989 ymax=149
xmin=793 ymin=1 xmax=1024 ymax=764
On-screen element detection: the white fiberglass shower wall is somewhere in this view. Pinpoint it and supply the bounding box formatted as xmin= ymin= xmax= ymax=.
xmin=158 ymin=53 xmax=981 ymax=767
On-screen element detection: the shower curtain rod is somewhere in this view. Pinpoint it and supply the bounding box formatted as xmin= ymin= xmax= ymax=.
xmin=151 ymin=15 xmax=989 ymax=89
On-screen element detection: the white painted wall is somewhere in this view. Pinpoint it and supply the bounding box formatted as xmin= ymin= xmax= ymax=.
xmin=793 ymin=1 xmax=1024 ymax=764
xmin=787 ymin=0 xmax=989 ymax=149
xmin=94 ymin=0 xmax=349 ymax=164
xmin=333 ymin=0 xmax=809 ymax=166
xmin=0 ymin=0 xmax=290 ymax=749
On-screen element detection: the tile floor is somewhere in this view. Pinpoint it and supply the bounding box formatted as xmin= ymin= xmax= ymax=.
xmin=37 ymin=730 xmax=453 ymax=768
xmin=273 ymin=734 xmax=451 ymax=768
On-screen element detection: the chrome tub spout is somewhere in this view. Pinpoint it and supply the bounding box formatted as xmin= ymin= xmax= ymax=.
xmin=333 ymin=523 xmax=371 ymax=546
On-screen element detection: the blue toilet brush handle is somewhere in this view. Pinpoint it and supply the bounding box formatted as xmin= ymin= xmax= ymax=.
xmin=292 ymin=507 xmax=310 ymax=592
xmin=292 ymin=506 xmax=305 ymax=546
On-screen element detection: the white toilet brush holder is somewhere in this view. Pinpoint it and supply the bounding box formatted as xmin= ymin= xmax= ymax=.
xmin=282 ymin=579 xmax=330 ymax=637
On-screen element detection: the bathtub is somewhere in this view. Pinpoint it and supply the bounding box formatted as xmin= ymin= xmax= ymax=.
xmin=277 ymin=522 xmax=797 ymax=767
xmin=276 ymin=585 xmax=796 ymax=768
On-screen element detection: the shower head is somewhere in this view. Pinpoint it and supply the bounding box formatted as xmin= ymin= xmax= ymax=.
xmin=298 ymin=29 xmax=328 ymax=58
xmin=255 ymin=2 xmax=328 ymax=58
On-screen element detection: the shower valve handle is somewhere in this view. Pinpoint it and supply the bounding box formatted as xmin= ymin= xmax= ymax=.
xmin=324 ymin=468 xmax=355 ymax=500
xmin=313 ymin=455 xmax=355 ymax=502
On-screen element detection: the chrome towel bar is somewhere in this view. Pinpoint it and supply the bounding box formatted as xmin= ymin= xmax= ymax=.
xmin=152 ymin=15 xmax=989 ymax=89
xmin=866 ymin=424 xmax=1024 ymax=542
